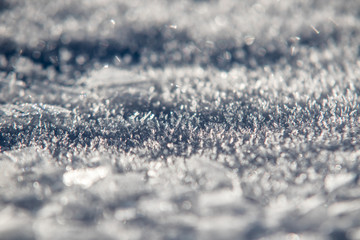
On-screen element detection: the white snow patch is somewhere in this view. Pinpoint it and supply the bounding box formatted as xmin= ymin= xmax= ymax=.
xmin=63 ymin=166 xmax=109 ymax=189
xmin=324 ymin=173 xmax=355 ymax=192
xmin=328 ymin=200 xmax=360 ymax=216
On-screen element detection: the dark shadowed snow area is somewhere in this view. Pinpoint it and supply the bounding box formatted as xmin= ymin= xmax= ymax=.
xmin=1 ymin=0 xmax=360 ymax=239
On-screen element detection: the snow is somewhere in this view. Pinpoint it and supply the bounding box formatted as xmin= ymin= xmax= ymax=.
xmin=1 ymin=0 xmax=360 ymax=239
xmin=63 ymin=166 xmax=109 ymax=189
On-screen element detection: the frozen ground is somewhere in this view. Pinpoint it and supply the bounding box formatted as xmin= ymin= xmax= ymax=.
xmin=1 ymin=0 xmax=360 ymax=239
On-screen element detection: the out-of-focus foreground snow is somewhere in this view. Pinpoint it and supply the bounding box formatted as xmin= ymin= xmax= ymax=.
xmin=1 ymin=0 xmax=360 ymax=239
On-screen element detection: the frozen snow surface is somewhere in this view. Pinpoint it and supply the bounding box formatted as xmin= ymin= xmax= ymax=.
xmin=1 ymin=0 xmax=360 ymax=239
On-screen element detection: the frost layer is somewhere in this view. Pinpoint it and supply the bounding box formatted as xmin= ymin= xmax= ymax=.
xmin=1 ymin=0 xmax=360 ymax=240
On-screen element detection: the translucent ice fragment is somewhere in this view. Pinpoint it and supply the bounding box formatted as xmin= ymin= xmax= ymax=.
xmin=81 ymin=67 xmax=152 ymax=89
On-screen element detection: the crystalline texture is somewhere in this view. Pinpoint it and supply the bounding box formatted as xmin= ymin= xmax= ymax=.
xmin=1 ymin=0 xmax=360 ymax=240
